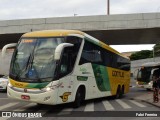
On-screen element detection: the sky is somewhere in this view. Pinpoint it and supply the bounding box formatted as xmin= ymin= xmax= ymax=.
xmin=0 ymin=0 xmax=159 ymax=52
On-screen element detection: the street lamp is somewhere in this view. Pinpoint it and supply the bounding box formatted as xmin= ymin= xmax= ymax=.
xmin=153 ymin=46 xmax=155 ymax=62
xmin=74 ymin=14 xmax=78 ymax=16
xmin=107 ymin=0 xmax=110 ymax=15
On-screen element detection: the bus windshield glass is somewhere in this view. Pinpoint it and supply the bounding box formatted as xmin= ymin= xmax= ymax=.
xmin=138 ymin=67 xmax=152 ymax=83
xmin=10 ymin=37 xmax=65 ymax=82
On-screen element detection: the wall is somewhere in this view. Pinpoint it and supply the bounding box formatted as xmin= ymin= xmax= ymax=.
xmin=131 ymin=57 xmax=160 ymax=76
xmin=0 ymin=50 xmax=13 ymax=75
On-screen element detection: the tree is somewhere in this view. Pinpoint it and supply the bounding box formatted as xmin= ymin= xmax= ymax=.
xmin=130 ymin=50 xmax=153 ymax=60
xmin=153 ymin=44 xmax=160 ymax=57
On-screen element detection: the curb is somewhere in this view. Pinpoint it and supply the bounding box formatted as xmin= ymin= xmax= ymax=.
xmin=130 ymin=97 xmax=160 ymax=108
xmin=141 ymin=99 xmax=160 ymax=108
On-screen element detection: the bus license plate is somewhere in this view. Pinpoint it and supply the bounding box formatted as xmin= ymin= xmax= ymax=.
xmin=21 ymin=95 xmax=30 ymax=100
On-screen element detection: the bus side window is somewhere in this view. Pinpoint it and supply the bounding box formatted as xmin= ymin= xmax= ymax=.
xmin=79 ymin=40 xmax=103 ymax=65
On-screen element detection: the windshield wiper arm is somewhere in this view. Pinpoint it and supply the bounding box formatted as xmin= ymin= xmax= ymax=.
xmin=15 ymin=54 xmax=32 ymax=80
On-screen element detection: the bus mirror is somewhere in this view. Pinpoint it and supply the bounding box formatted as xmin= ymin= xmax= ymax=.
xmin=54 ymin=43 xmax=74 ymax=60
xmin=2 ymin=43 xmax=17 ymax=58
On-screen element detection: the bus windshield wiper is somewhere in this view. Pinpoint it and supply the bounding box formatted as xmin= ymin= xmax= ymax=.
xmin=15 ymin=54 xmax=32 ymax=80
xmin=26 ymin=54 xmax=32 ymax=69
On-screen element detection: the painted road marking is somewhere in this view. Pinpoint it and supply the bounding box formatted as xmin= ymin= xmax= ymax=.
xmin=129 ymin=100 xmax=146 ymax=107
xmin=58 ymin=107 xmax=73 ymax=115
xmin=102 ymin=100 xmax=114 ymax=110
xmin=13 ymin=103 xmax=36 ymax=111
xmin=0 ymin=102 xmax=19 ymax=111
xmin=0 ymin=117 xmax=10 ymax=120
xmin=84 ymin=102 xmax=94 ymax=111
xmin=116 ymin=99 xmax=131 ymax=109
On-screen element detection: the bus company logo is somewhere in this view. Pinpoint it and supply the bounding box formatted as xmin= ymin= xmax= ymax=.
xmin=112 ymin=70 xmax=124 ymax=77
xmin=60 ymin=92 xmax=71 ymax=102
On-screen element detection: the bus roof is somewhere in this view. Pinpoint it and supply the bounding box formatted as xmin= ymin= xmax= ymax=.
xmin=22 ymin=30 xmax=128 ymax=59
xmin=141 ymin=62 xmax=160 ymax=67
xmin=22 ymin=30 xmax=84 ymax=37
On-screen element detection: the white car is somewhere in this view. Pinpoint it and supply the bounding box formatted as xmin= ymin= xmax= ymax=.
xmin=0 ymin=76 xmax=8 ymax=91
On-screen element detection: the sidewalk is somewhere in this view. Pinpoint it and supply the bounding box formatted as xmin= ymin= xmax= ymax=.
xmin=133 ymin=91 xmax=160 ymax=108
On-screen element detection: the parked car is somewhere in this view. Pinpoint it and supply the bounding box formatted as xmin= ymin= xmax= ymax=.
xmin=0 ymin=75 xmax=8 ymax=91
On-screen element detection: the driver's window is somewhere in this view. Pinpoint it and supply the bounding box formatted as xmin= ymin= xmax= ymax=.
xmin=60 ymin=64 xmax=67 ymax=74
xmin=59 ymin=51 xmax=69 ymax=76
xmin=59 ymin=47 xmax=75 ymax=77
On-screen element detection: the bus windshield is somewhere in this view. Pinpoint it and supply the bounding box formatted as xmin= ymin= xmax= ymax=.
xmin=138 ymin=67 xmax=152 ymax=83
xmin=10 ymin=37 xmax=65 ymax=83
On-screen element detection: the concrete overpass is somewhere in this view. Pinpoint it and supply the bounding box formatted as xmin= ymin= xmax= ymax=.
xmin=0 ymin=13 xmax=160 ymax=48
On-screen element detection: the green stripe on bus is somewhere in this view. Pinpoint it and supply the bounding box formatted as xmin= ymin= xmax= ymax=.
xmin=92 ymin=64 xmax=111 ymax=91
xmin=27 ymin=82 xmax=50 ymax=89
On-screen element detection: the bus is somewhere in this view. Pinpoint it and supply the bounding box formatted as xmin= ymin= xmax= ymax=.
xmin=3 ymin=30 xmax=130 ymax=107
xmin=135 ymin=62 xmax=160 ymax=90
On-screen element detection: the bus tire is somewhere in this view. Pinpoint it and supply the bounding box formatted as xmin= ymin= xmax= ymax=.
xmin=5 ymin=87 xmax=7 ymax=92
xmin=146 ymin=88 xmax=151 ymax=91
xmin=73 ymin=87 xmax=84 ymax=108
xmin=121 ymin=85 xmax=125 ymax=96
xmin=115 ymin=86 xmax=122 ymax=99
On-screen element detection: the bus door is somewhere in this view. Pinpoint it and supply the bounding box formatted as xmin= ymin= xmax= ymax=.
xmin=56 ymin=47 xmax=75 ymax=104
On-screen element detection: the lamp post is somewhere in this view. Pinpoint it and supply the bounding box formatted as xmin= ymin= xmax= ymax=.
xmin=107 ymin=0 xmax=110 ymax=15
xmin=74 ymin=14 xmax=77 ymax=16
xmin=153 ymin=46 xmax=155 ymax=62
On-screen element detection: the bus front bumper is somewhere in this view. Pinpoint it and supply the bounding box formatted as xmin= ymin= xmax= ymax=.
xmin=136 ymin=83 xmax=153 ymax=89
xmin=7 ymin=85 xmax=57 ymax=105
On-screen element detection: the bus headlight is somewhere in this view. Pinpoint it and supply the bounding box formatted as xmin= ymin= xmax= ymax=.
xmin=46 ymin=87 xmax=51 ymax=91
xmin=149 ymin=81 xmax=153 ymax=85
xmin=8 ymin=83 xmax=13 ymax=87
xmin=136 ymin=81 xmax=138 ymax=85
xmin=41 ymin=86 xmax=55 ymax=92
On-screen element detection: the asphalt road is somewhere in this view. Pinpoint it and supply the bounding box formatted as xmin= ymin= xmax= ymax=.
xmin=0 ymin=78 xmax=159 ymax=120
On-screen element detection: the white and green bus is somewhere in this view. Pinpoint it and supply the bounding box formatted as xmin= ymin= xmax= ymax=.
xmin=135 ymin=62 xmax=160 ymax=90
xmin=3 ymin=30 xmax=130 ymax=107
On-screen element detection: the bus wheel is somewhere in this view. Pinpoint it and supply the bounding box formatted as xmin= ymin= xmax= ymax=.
xmin=115 ymin=86 xmax=122 ymax=99
xmin=5 ymin=87 xmax=7 ymax=92
xmin=146 ymin=88 xmax=151 ymax=91
xmin=73 ymin=88 xmax=83 ymax=108
xmin=121 ymin=85 xmax=124 ymax=96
